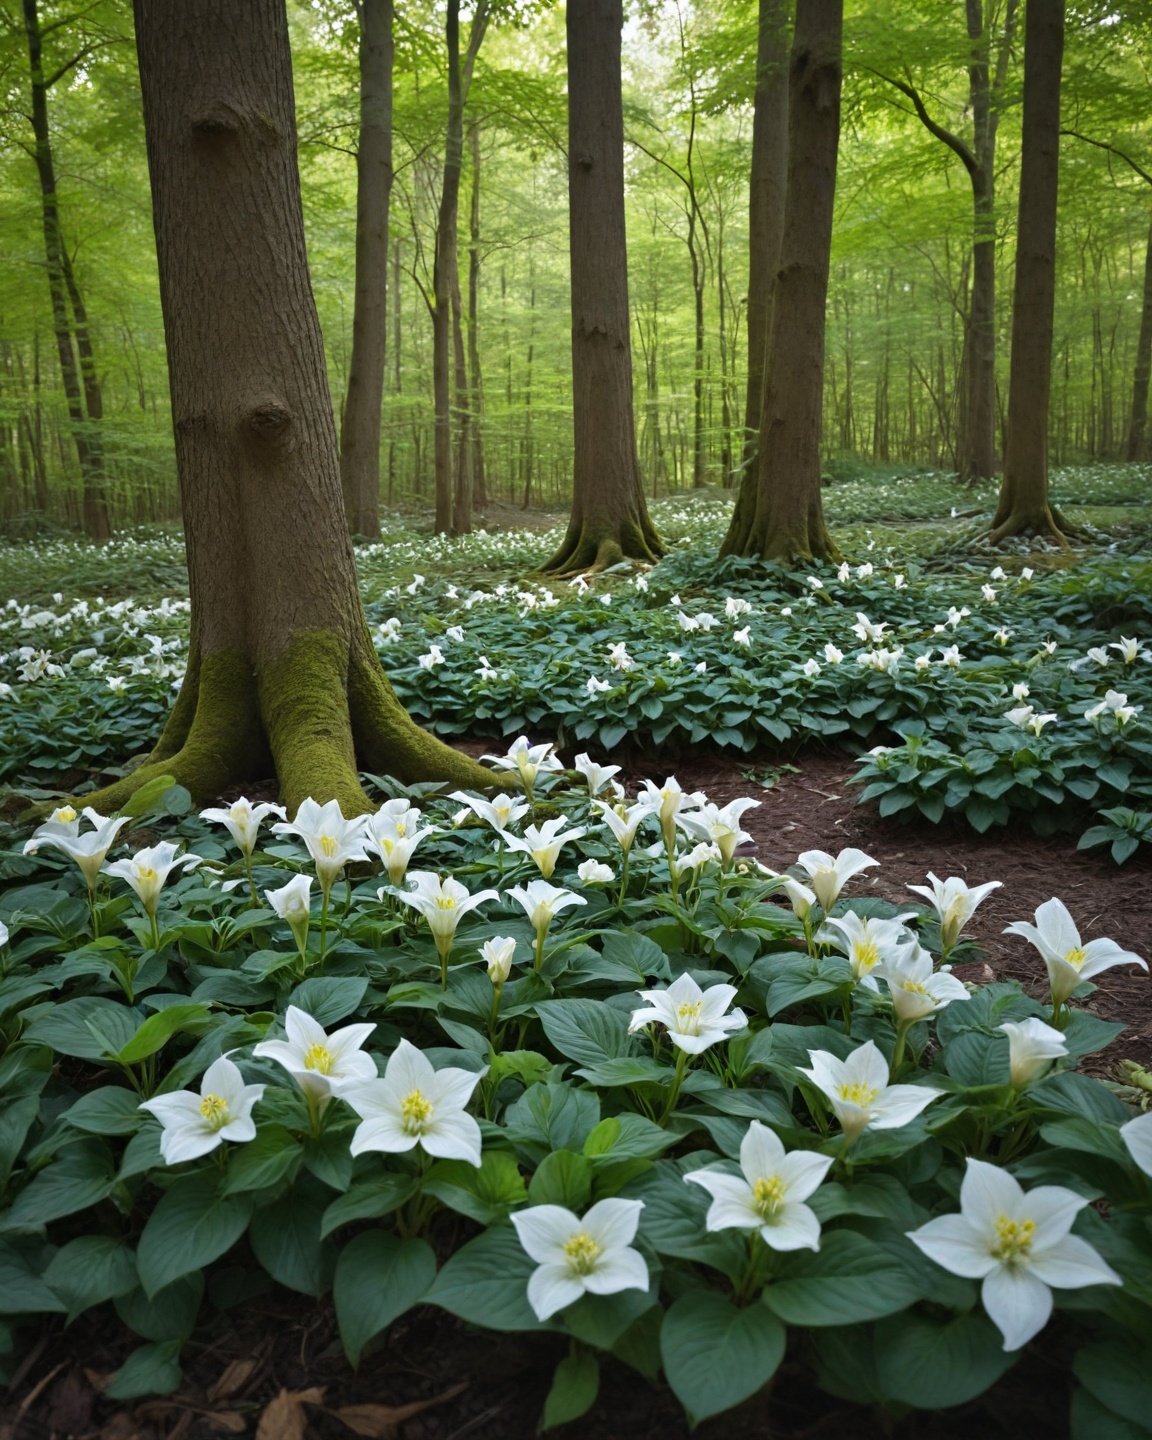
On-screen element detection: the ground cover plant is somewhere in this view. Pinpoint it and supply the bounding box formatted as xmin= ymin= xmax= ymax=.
xmin=0 ymin=747 xmax=1150 ymax=1434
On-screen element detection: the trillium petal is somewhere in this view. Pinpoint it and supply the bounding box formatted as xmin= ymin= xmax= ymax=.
xmin=527 ymin=1263 xmax=585 ymax=1321
xmin=334 ymin=1077 xmax=388 ymax=1118
xmin=1079 ymin=937 xmax=1147 ymax=981
xmin=284 ymin=1006 xmax=328 ymax=1052
xmin=583 ymin=1197 xmax=645 ymax=1252
xmin=1027 ymin=1234 xmax=1121 ymax=1290
xmin=251 ymin=1039 xmax=304 ymax=1075
xmin=384 ymin=1038 xmax=436 ymax=1096
xmin=139 ymin=1091 xmax=206 ymax=1128
xmin=423 ymin=1110 xmax=483 ymax=1166
xmin=687 ymin=1174 xmax=761 ymax=1231
xmin=1121 ymin=1111 xmax=1152 ymax=1176
xmin=959 ymin=1158 xmax=1025 ymax=1227
xmin=776 ymin=1149 xmax=835 ymax=1203
xmin=908 ymin=1213 xmax=997 ymax=1279
xmin=349 ymin=1115 xmax=416 ymax=1157
xmin=668 ymin=1031 xmax=720 ymax=1055
xmin=698 ymin=984 xmax=739 ymax=1020
xmin=512 ymin=1205 xmax=582 ymax=1264
xmin=219 ymin=1113 xmax=258 ymax=1144
xmin=739 ymin=1120 xmax=786 ymax=1180
xmin=981 ymin=1265 xmax=1053 ymax=1351
xmin=159 ymin=1126 xmax=223 ymax=1164
xmin=763 ymin=1201 xmax=822 ymax=1252
xmin=1002 ymin=919 xmax=1059 ymax=965
xmin=870 ymin=1083 xmax=941 ymax=1129
xmin=844 ymin=1039 xmax=890 ymax=1094
xmin=429 ymin=1064 xmax=485 ymax=1112
xmin=1033 ymin=897 xmax=1082 ymax=957
xmin=583 ymin=1247 xmax=649 ymax=1296
xmin=1019 ymin=1184 xmax=1088 ymax=1241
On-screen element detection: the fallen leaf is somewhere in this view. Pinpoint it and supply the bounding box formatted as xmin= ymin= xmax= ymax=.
xmin=208 ymin=1358 xmax=261 ymax=1403
xmin=256 ymin=1387 xmax=326 ymax=1440
xmin=203 ymin=1410 xmax=248 ymax=1433
xmin=328 ymin=1382 xmax=468 ymax=1438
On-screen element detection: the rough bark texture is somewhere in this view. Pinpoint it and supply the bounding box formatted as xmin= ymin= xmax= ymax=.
xmin=991 ymin=0 xmax=1066 ymax=544
xmin=720 ymin=0 xmax=842 ymax=564
xmin=734 ymin=0 xmax=789 ymax=516
xmin=23 ymin=0 xmax=112 ymax=542
xmin=541 ymin=0 xmax=662 ymax=575
xmin=467 ymin=122 xmax=487 ymax=510
xmin=85 ymin=0 xmax=498 ymax=819
xmin=1127 ymin=216 xmax=1152 ymax=461
xmin=339 ymin=0 xmax=392 ymax=540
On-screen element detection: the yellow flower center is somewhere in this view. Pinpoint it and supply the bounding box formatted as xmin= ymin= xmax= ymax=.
xmin=199 ymin=1093 xmax=229 ymax=1128
xmin=836 ymin=1082 xmax=879 ymax=1108
xmin=137 ymin=865 xmax=158 ymax=884
xmin=434 ymin=894 xmax=457 ymax=910
xmin=900 ymin=979 xmax=930 ymax=996
xmin=230 ymin=803 xmax=247 ymax=821
xmin=58 ymin=806 xmax=76 ymax=822
xmin=752 ymin=1175 xmax=786 ymax=1219
xmin=1065 ymin=947 xmax=1087 ymax=972
xmin=396 ymin=821 xmax=407 ymax=838
xmin=400 ymin=1088 xmax=434 ymax=1133
xmin=320 ymin=834 xmax=339 ymax=858
xmin=563 ymin=1231 xmax=602 ymax=1275
xmin=991 ymin=1215 xmax=1037 ymax=1265
xmin=675 ymin=999 xmax=704 ymax=1033
xmin=853 ymin=939 xmax=880 ymax=975
xmin=303 ymin=1043 xmax=333 ymax=1075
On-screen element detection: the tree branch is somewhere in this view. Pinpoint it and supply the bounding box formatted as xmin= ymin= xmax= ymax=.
xmin=1061 ymin=129 xmax=1152 ymax=189
xmin=867 ymin=68 xmax=979 ymax=177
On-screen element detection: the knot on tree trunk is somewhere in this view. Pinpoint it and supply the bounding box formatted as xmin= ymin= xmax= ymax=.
xmin=190 ymin=102 xmax=243 ymax=138
xmin=244 ymin=400 xmax=295 ymax=448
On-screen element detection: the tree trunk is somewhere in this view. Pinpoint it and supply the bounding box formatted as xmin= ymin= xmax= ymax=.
xmin=728 ymin=0 xmax=789 ymax=542
xmin=84 ymin=0 xmax=496 ymax=819
xmin=450 ymin=247 xmax=473 ymax=534
xmin=467 ymin=122 xmax=487 ymax=511
xmin=991 ymin=0 xmax=1065 ymax=543
xmin=1126 ymin=215 xmax=1152 ymax=461
xmin=720 ymin=0 xmax=842 ymax=562
xmin=339 ymin=0 xmax=392 ymax=540
xmin=541 ymin=0 xmax=662 ymax=574
xmin=23 ymin=0 xmax=112 ymax=542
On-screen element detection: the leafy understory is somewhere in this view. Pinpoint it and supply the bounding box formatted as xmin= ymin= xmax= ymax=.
xmin=0 ymin=752 xmax=1149 ymax=1431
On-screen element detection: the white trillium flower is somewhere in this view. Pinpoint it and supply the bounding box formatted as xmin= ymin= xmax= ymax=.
xmin=482 ymin=736 xmax=564 ymax=797
xmin=1085 ymin=689 xmax=1141 ymax=727
xmin=418 ymin=644 xmax=445 ymax=669
xmin=823 ymin=643 xmax=844 ymax=664
xmin=1003 ymin=897 xmax=1147 ymax=1010
xmin=586 ymin=675 xmax=611 ymax=694
xmin=449 ymin=789 xmax=530 ymax=836
xmin=504 ymin=817 xmax=588 ymax=879
xmin=852 ymin=612 xmax=888 ymax=645
xmin=638 ymin=777 xmax=705 ymax=854
xmin=24 ymin=807 xmax=132 ymax=891
xmin=801 ymin=657 xmax=821 ymax=677
xmin=906 ymin=872 xmax=1002 ymax=954
xmin=907 ymin=1158 xmax=1121 ymax=1351
xmin=800 ymin=1040 xmax=942 ymax=1144
xmin=577 ymin=858 xmax=614 ymax=885
xmin=511 ymin=1198 xmax=649 ymax=1321
xmin=397 ymin=871 xmax=499 ymax=963
xmin=482 ymin=935 xmax=516 ymax=985
xmin=939 ymin=645 xmax=963 ymax=668
xmin=573 ymin=753 xmax=621 ymax=795
xmin=672 ymin=841 xmax=723 ymax=879
xmin=629 ymin=972 xmax=746 ymax=1055
xmin=998 ymin=1018 xmax=1068 ymax=1086
xmin=104 ymin=841 xmax=202 ymax=919
xmin=878 ymin=942 xmax=971 ymax=1023
xmin=608 ymin=641 xmax=636 ymax=670
xmin=363 ymin=799 xmax=440 ymax=887
xmin=593 ymin=797 xmax=652 ymax=854
xmin=253 ymin=1005 xmax=376 ymax=1106
xmin=677 ymin=796 xmax=760 ymax=866
xmin=767 ymin=871 xmax=818 ymax=922
xmin=794 ymin=846 xmax=879 ymax=911
xmin=1120 ymin=1111 xmax=1152 ymax=1177
xmin=685 ymin=1121 xmax=834 ymax=1252
xmin=732 ymin=626 xmax=751 ymax=647
xmin=1111 ymin=636 xmax=1145 ymax=663
xmin=725 ymin=596 xmax=753 ymax=618
xmin=339 ymin=1039 xmax=485 ymax=1167
xmin=1004 ymin=705 xmax=1057 ymax=736
xmin=1012 ymin=682 xmax=1030 ymax=701
xmin=140 ymin=1056 xmax=265 ymax=1164
xmin=818 ymin=910 xmax=916 ymax=990
xmin=199 ymin=797 xmax=286 ymax=858
xmin=272 ymin=798 xmax=369 ymax=894
xmin=265 ymin=873 xmax=313 ymax=953
xmin=995 ymin=628 xmax=1011 ymax=645
xmin=508 ymin=880 xmax=586 ymax=964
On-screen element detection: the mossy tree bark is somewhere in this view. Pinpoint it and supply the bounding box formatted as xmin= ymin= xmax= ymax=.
xmin=91 ymin=0 xmax=499 ymax=820
xmin=990 ymin=0 xmax=1066 ymax=545
xmin=1128 ymin=216 xmax=1152 ymax=461
xmin=541 ymin=0 xmax=662 ymax=576
xmin=339 ymin=0 xmax=392 ymax=542
xmin=721 ymin=0 xmax=842 ymax=564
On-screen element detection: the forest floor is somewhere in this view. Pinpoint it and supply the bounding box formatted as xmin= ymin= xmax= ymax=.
xmin=3 ymin=741 xmax=1142 ymax=1440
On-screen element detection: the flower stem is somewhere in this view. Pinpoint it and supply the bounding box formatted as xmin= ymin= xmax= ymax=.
xmin=890 ymin=1020 xmax=910 ymax=1076
xmin=659 ymin=1047 xmax=690 ymax=1124
xmin=534 ymin=924 xmax=548 ymax=972
xmin=617 ymin=848 xmax=630 ymax=907
xmin=318 ymin=886 xmax=330 ymax=967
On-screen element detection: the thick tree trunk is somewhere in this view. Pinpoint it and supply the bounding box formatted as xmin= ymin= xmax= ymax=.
xmin=721 ymin=0 xmax=842 ymax=563
xmin=467 ymin=122 xmax=487 ymax=511
xmin=85 ymin=0 xmax=496 ymax=818
xmin=729 ymin=0 xmax=788 ymax=542
xmin=23 ymin=0 xmax=112 ymax=542
xmin=339 ymin=0 xmax=392 ymax=540
xmin=991 ymin=0 xmax=1065 ymax=543
xmin=541 ymin=0 xmax=662 ymax=574
xmin=1126 ymin=215 xmax=1152 ymax=461
xmin=450 ymin=249 xmax=473 ymax=535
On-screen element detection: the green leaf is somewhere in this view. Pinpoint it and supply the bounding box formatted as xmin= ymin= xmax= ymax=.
xmin=115 ymin=1272 xmax=204 ymax=1342
xmin=505 ymin=1083 xmax=601 ymax=1162
xmin=535 ymin=1000 xmax=634 ymax=1067
xmin=136 ymin=1173 xmax=254 ymax=1296
xmin=943 ymin=1029 xmax=1011 ymax=1087
xmin=119 ymin=774 xmax=179 ymax=819
xmin=762 ymin=1229 xmax=926 ymax=1326
xmin=422 ymin=1151 xmax=527 ymax=1224
xmin=333 ymin=1232 xmax=436 ymax=1366
xmin=874 ymin=1311 xmax=1016 ymax=1408
xmin=45 ymin=1236 xmax=138 ymax=1316
xmin=105 ymin=1339 xmax=183 ymax=1400
xmin=4 ymin=1140 xmax=117 ymax=1228
xmin=221 ymin=1125 xmax=303 ymax=1194
xmin=114 ymin=1004 xmax=214 ymax=1065
xmin=22 ymin=996 xmax=137 ymax=1061
xmin=427 ymin=1225 xmax=548 ymax=1332
xmin=62 ymin=1085 xmax=145 ymax=1136
xmin=542 ymin=1349 xmax=600 ymax=1430
xmin=1075 ymin=1341 xmax=1152 ymax=1430
xmin=1071 ymin=1386 xmax=1152 ymax=1440
xmin=660 ymin=1290 xmax=785 ymax=1423
xmin=287 ymin=977 xmax=369 ymax=1027
xmin=248 ymin=1183 xmax=335 ymax=1296
xmin=320 ymin=1172 xmax=418 ymax=1239
xmin=0 ymin=1238 xmax=66 ymax=1315
xmin=528 ymin=1150 xmax=593 ymax=1211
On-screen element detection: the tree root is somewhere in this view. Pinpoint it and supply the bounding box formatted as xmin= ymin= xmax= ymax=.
xmin=987 ymin=504 xmax=1070 ymax=548
xmin=538 ymin=513 xmax=663 ymax=577
xmin=74 ymin=631 xmax=506 ymax=821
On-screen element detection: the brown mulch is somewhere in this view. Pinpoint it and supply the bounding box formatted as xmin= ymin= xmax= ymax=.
xmin=5 ymin=744 xmax=1146 ymax=1440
